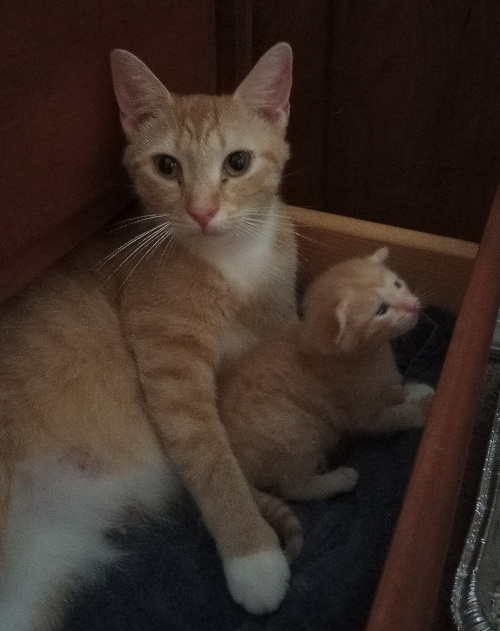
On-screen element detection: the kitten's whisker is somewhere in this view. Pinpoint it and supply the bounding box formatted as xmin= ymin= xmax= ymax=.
xmin=281 ymin=168 xmax=307 ymax=180
xmin=414 ymin=286 xmax=436 ymax=308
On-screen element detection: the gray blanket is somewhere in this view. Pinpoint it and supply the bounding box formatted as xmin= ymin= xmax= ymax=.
xmin=64 ymin=307 xmax=454 ymax=631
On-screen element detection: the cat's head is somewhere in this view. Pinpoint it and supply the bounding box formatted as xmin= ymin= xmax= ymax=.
xmin=110 ymin=44 xmax=292 ymax=240
xmin=300 ymin=248 xmax=419 ymax=355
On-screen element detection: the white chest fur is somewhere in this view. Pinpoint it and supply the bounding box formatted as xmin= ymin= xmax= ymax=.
xmin=187 ymin=212 xmax=277 ymax=298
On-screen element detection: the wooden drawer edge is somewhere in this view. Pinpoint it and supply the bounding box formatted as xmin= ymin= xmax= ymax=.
xmin=289 ymin=205 xmax=478 ymax=312
xmin=364 ymin=186 xmax=500 ymax=631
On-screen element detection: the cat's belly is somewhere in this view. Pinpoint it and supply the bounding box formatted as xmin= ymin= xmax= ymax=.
xmin=12 ymin=448 xmax=180 ymax=525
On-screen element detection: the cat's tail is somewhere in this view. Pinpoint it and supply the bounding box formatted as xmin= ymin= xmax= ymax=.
xmin=250 ymin=487 xmax=303 ymax=562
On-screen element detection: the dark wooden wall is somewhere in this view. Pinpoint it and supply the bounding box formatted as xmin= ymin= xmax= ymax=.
xmin=218 ymin=0 xmax=500 ymax=242
xmin=0 ymin=0 xmax=216 ymax=301
xmin=2 ymin=0 xmax=500 ymax=300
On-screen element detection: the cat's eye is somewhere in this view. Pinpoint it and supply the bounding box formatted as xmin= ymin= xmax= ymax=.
xmin=155 ymin=154 xmax=180 ymax=179
xmin=223 ymin=151 xmax=252 ymax=177
xmin=394 ymin=280 xmax=403 ymax=289
xmin=375 ymin=303 xmax=390 ymax=316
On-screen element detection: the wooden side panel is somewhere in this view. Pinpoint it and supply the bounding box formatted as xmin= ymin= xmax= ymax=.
xmin=251 ymin=0 xmax=330 ymax=212
xmin=215 ymin=0 xmax=253 ymax=93
xmin=325 ymin=0 xmax=500 ymax=241
xmin=364 ymin=186 xmax=500 ymax=631
xmin=291 ymin=206 xmax=477 ymax=312
xmin=251 ymin=0 xmax=500 ymax=241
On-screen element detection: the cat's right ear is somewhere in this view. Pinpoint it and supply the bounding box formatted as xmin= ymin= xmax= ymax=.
xmin=234 ymin=42 xmax=292 ymax=126
xmin=110 ymin=50 xmax=171 ymax=137
xmin=370 ymin=247 xmax=389 ymax=263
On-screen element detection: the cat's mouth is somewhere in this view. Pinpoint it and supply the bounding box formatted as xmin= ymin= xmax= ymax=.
xmin=187 ymin=217 xmax=229 ymax=236
xmin=184 ymin=208 xmax=233 ymax=237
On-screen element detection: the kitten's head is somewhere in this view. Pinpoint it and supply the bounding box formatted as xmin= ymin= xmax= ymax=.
xmin=110 ymin=44 xmax=292 ymax=239
xmin=300 ymin=248 xmax=419 ymax=355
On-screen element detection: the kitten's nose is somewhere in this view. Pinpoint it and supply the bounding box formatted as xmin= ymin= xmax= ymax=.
xmin=187 ymin=206 xmax=218 ymax=229
xmin=402 ymin=298 xmax=419 ymax=313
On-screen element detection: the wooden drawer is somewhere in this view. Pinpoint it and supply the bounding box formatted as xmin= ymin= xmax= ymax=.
xmin=290 ymin=188 xmax=500 ymax=631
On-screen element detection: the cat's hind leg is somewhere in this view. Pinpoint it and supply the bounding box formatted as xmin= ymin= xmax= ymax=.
xmin=0 ymin=452 xmax=175 ymax=631
xmin=280 ymin=467 xmax=359 ymax=502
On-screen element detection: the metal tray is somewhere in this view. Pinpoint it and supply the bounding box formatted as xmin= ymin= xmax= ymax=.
xmin=452 ymin=386 xmax=500 ymax=630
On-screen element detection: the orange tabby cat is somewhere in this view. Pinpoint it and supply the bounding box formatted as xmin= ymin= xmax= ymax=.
xmin=0 ymin=43 xmax=298 ymax=630
xmin=219 ymin=248 xmax=434 ymax=504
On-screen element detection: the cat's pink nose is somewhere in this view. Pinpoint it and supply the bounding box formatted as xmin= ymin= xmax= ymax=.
xmin=187 ymin=206 xmax=218 ymax=229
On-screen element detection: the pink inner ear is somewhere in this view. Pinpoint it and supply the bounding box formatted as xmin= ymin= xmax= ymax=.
xmin=234 ymin=42 xmax=292 ymax=125
xmin=370 ymin=247 xmax=389 ymax=263
xmin=110 ymin=49 xmax=170 ymax=135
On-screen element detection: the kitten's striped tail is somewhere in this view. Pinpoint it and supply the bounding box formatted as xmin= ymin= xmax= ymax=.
xmin=251 ymin=487 xmax=303 ymax=562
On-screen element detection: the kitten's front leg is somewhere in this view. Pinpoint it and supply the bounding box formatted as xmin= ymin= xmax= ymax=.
xmin=369 ymin=383 xmax=435 ymax=433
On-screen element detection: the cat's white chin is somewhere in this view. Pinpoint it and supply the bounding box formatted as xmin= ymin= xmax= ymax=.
xmin=186 ymin=220 xmax=230 ymax=237
xmin=223 ymin=548 xmax=290 ymax=615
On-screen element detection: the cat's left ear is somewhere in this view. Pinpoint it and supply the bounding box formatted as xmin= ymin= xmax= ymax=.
xmin=110 ymin=50 xmax=172 ymax=137
xmin=234 ymin=42 xmax=292 ymax=126
xmin=370 ymin=247 xmax=389 ymax=263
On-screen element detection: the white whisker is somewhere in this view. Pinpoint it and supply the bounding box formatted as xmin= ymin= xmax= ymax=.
xmin=95 ymin=224 xmax=167 ymax=271
xmin=122 ymin=226 xmax=174 ymax=285
xmin=100 ymin=224 xmax=171 ymax=282
xmin=107 ymin=214 xmax=166 ymax=232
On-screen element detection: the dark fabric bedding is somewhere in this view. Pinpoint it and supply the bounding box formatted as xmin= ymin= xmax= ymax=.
xmin=63 ymin=306 xmax=455 ymax=631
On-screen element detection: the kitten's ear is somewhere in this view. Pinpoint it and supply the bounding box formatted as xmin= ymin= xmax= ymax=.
xmin=110 ymin=50 xmax=172 ymax=137
xmin=234 ymin=42 xmax=292 ymax=126
xmin=370 ymin=247 xmax=389 ymax=263
xmin=300 ymin=301 xmax=346 ymax=355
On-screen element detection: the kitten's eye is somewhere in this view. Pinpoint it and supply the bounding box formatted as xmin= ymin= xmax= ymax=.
xmin=223 ymin=151 xmax=252 ymax=177
xmin=394 ymin=280 xmax=403 ymax=289
xmin=375 ymin=303 xmax=390 ymax=316
xmin=155 ymin=154 xmax=180 ymax=179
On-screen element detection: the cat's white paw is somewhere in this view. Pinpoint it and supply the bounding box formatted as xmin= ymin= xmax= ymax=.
xmin=405 ymin=382 xmax=435 ymax=401
xmin=223 ymin=548 xmax=290 ymax=615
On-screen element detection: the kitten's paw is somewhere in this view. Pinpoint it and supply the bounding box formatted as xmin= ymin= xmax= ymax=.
xmin=334 ymin=467 xmax=359 ymax=492
xmin=405 ymin=382 xmax=435 ymax=401
xmin=223 ymin=548 xmax=290 ymax=615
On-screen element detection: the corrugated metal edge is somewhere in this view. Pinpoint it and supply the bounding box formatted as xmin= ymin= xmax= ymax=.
xmin=452 ymin=385 xmax=500 ymax=630
xmin=491 ymin=310 xmax=500 ymax=356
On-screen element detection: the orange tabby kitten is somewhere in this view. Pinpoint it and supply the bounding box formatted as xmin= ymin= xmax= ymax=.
xmin=0 ymin=43 xmax=298 ymax=630
xmin=219 ymin=248 xmax=434 ymax=505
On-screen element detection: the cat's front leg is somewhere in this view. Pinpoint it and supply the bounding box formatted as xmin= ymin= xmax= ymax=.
xmin=130 ymin=333 xmax=290 ymax=613
xmin=159 ymin=400 xmax=290 ymax=614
